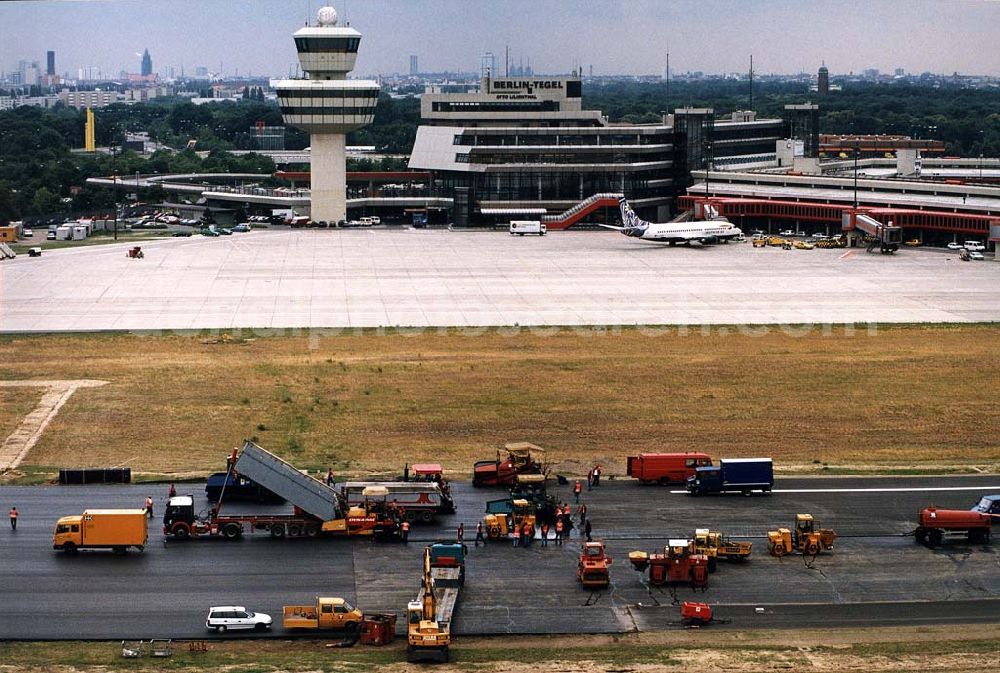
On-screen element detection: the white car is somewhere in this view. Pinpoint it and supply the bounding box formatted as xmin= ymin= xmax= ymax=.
xmin=969 ymin=251 xmax=985 ymax=261
xmin=205 ymin=606 xmax=272 ymax=633
xmin=946 ymin=242 xmax=964 ymax=250
xmin=778 ymin=229 xmax=796 ymax=237
xmin=22 ymin=228 xmax=34 ymax=238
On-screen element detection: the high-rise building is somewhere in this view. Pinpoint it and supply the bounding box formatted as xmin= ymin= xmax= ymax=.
xmin=410 ymin=55 xmax=419 ymax=75
xmin=141 ymin=49 xmax=152 ymax=77
xmin=817 ymin=63 xmax=829 ymax=95
xmin=274 ymin=6 xmax=379 ymax=223
xmin=46 ymin=51 xmax=55 ymax=76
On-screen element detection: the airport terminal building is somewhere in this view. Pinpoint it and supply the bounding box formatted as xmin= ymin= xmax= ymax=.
xmin=408 ymin=75 xmax=784 ymax=224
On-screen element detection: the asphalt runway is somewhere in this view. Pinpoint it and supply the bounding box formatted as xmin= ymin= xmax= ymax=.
xmin=0 ymin=475 xmax=997 ymax=640
xmin=2 ymin=230 xmax=999 ymax=332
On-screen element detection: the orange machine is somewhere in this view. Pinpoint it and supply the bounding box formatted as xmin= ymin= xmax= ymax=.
xmin=577 ymin=541 xmax=613 ymax=588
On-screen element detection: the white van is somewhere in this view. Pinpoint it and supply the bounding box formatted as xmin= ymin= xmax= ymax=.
xmin=964 ymin=241 xmax=985 ymax=252
xmin=509 ymin=220 xmax=546 ymax=236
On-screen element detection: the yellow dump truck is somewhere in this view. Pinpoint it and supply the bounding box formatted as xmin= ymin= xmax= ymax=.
xmin=53 ymin=509 xmax=148 ymax=554
xmin=282 ymin=597 xmax=363 ymax=632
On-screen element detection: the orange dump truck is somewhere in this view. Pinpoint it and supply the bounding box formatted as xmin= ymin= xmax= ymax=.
xmin=53 ymin=509 xmax=148 ymax=554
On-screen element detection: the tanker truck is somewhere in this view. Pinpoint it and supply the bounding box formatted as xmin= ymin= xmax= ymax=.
xmin=915 ymin=506 xmax=991 ymax=546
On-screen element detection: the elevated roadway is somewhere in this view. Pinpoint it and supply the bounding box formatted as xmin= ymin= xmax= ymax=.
xmin=0 ymin=476 xmax=996 ymax=639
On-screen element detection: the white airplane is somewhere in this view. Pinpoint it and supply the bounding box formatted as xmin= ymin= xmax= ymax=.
xmin=600 ymin=197 xmax=743 ymax=245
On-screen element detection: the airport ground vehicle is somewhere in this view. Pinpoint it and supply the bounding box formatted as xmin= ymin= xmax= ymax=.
xmin=205 ymin=471 xmax=284 ymax=504
xmin=473 ymin=442 xmax=545 ymax=487
xmin=53 ymin=509 xmax=147 ymax=554
xmin=283 ymin=597 xmax=363 ymax=632
xmin=904 ymin=239 xmax=922 ymax=247
xmin=163 ymin=440 xmax=401 ymax=541
xmin=969 ymin=251 xmax=985 ymax=260
xmin=767 ymin=514 xmax=837 ymax=557
xmin=915 ymin=506 xmax=991 ymax=546
xmin=340 ymin=481 xmax=455 ymax=522
xmin=483 ymin=498 xmax=537 ymax=541
xmin=407 ymin=542 xmax=466 ymax=663
xmin=686 ymin=458 xmax=773 ymax=496
xmin=508 ymin=473 xmax=558 ymax=524
xmin=206 ymin=606 xmax=271 ymax=633
xmin=628 ymin=539 xmax=709 ymax=589
xmin=752 ymin=236 xmax=767 ymax=248
xmin=509 ymin=220 xmax=546 ymax=236
xmin=793 ymin=240 xmax=815 ymax=250
xmin=577 ymin=541 xmax=613 ymax=588
xmin=627 ymin=452 xmax=712 ymax=485
xmin=972 ymin=494 xmax=1000 ymax=515
xmin=964 ymin=241 xmax=985 ymax=251
xmin=767 ymin=236 xmax=787 ymax=247
xmin=28 ymin=247 xmax=42 ymax=257
xmin=692 ymin=528 xmax=752 ymax=571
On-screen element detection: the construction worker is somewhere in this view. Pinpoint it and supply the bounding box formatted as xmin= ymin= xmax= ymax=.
xmin=167 ymin=483 xmax=177 ymax=499
xmin=512 ymin=524 xmax=520 ymax=547
xmin=555 ymin=518 xmax=564 ymax=545
xmin=475 ymin=521 xmax=485 ymax=547
xmin=144 ymin=496 xmax=154 ymax=519
xmin=457 ymin=522 xmax=464 ymax=544
xmin=541 ymin=522 xmax=549 ymax=547
xmin=578 ymin=502 xmax=587 ymax=526
xmin=9 ymin=506 xmax=17 ymax=531
xmin=573 ymin=480 xmax=582 ymax=504
xmin=401 ymin=520 xmax=410 ymax=543
xmin=587 ymin=469 xmax=594 ymax=491
xmin=325 ymin=468 xmax=334 ymax=487
xmin=585 ymin=519 xmax=593 ymax=542
xmin=593 ymin=464 xmax=602 ymax=487
xmin=522 ymin=522 xmax=532 ymax=547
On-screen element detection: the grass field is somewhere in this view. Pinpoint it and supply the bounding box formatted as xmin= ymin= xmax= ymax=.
xmin=0 ymin=385 xmax=42 ymax=443
xmin=0 ymin=628 xmax=996 ymax=672
xmin=0 ymin=325 xmax=997 ymax=481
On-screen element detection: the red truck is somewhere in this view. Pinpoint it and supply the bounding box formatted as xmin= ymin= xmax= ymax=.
xmin=915 ymin=506 xmax=991 ymax=546
xmin=627 ymin=452 xmax=712 ymax=485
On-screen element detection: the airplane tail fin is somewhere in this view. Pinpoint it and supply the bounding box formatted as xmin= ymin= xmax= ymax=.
xmin=618 ymin=197 xmax=647 ymax=232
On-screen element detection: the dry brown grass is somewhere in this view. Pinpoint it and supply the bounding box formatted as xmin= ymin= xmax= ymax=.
xmin=0 ymin=325 xmax=997 ymax=479
xmin=0 ymin=385 xmax=43 ymax=442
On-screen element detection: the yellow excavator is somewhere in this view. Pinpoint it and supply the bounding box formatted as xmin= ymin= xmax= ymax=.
xmin=407 ymin=542 xmax=465 ymax=663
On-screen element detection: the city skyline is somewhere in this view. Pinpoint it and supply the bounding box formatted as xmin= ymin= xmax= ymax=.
xmin=2 ymin=0 xmax=1000 ymax=80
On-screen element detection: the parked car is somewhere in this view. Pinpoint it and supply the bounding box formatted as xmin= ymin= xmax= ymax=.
xmin=232 ymin=223 xmax=251 ymax=233
xmin=205 ymin=606 xmax=272 ymax=633
xmin=964 ymin=241 xmax=985 ymax=252
xmin=969 ymin=251 xmax=985 ymax=261
xmin=22 ymin=228 xmax=34 ymax=238
xmin=217 ymin=228 xmax=233 ymax=235
xmin=778 ymin=229 xmax=796 ymax=237
xmin=946 ymin=242 xmax=964 ymax=250
xmin=200 ymin=228 xmax=220 ymax=237
xmin=46 ymin=231 xmax=57 ymax=240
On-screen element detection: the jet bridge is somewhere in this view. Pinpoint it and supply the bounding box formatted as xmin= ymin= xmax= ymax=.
xmin=843 ymin=211 xmax=902 ymax=254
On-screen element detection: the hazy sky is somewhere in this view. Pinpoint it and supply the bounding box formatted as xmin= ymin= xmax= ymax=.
xmin=2 ymin=0 xmax=999 ymax=79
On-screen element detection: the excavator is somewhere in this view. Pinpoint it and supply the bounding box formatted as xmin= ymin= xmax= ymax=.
xmin=767 ymin=514 xmax=836 ymax=557
xmin=406 ymin=543 xmax=465 ymax=663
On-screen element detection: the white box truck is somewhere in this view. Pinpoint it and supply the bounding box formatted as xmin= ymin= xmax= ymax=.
xmin=509 ymin=220 xmax=546 ymax=236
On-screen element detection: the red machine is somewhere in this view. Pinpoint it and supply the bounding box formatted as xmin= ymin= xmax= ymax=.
xmin=629 ymin=539 xmax=709 ymax=589
xmin=680 ymin=602 xmax=713 ymax=626
xmin=577 ymin=541 xmax=613 ymax=589
xmin=473 ymin=443 xmax=544 ymax=488
xmin=627 ymin=453 xmax=712 ymax=485
xmin=126 ymin=246 xmax=144 ymax=259
xmin=916 ymin=507 xmax=991 ymax=546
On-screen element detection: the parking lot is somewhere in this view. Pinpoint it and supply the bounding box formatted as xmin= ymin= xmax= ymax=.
xmin=2 ymin=229 xmax=998 ymax=332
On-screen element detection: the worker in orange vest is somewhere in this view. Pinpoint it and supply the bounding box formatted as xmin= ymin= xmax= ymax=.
xmin=144 ymin=496 xmax=153 ymax=519
xmin=555 ymin=518 xmax=564 ymax=545
xmin=401 ymin=520 xmax=410 ymax=543
xmin=573 ymin=480 xmax=582 ymax=503
xmin=512 ymin=524 xmax=520 ymax=547
xmin=9 ymin=506 xmax=18 ymax=531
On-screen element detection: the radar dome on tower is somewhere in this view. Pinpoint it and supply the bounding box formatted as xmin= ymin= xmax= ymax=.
xmin=317 ymin=6 xmax=338 ymax=26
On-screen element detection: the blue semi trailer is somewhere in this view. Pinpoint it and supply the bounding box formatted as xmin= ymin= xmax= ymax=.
xmin=686 ymin=458 xmax=774 ymax=496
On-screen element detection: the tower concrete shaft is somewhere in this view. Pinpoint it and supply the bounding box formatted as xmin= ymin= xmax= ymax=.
xmin=274 ymin=6 xmax=379 ymax=223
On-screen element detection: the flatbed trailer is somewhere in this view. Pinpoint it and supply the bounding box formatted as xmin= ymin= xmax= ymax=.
xmin=407 ymin=543 xmax=465 ymax=663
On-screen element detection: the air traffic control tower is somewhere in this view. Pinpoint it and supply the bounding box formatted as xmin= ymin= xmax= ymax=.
xmin=275 ymin=6 xmax=379 ymax=223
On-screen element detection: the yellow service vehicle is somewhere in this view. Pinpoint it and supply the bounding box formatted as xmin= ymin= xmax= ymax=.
xmin=282 ymin=597 xmax=363 ymax=632
xmin=692 ymin=528 xmax=753 ymax=572
xmin=793 ymin=240 xmax=815 ymax=250
xmin=53 ymin=509 xmax=148 ymax=554
xmin=767 ymin=236 xmax=787 ymax=247
xmin=483 ymin=498 xmax=536 ymax=540
xmin=767 ymin=514 xmax=837 ymax=557
xmin=407 ymin=543 xmax=465 ymax=663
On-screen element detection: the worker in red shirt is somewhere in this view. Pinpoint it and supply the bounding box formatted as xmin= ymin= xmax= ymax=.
xmin=9 ymin=506 xmax=18 ymax=531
